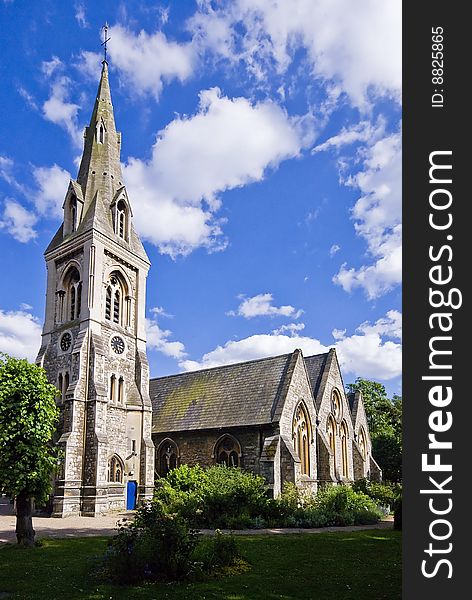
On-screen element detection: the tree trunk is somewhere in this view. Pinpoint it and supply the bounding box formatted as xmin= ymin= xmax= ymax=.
xmin=15 ymin=492 xmax=35 ymax=546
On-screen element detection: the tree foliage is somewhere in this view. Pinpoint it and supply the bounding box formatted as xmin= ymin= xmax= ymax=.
xmin=347 ymin=378 xmax=402 ymax=482
xmin=0 ymin=354 xmax=60 ymax=544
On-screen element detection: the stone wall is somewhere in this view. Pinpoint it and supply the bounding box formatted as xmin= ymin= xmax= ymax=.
xmin=315 ymin=350 xmax=355 ymax=483
xmin=278 ymin=352 xmax=318 ymax=493
xmin=153 ymin=426 xmax=275 ymax=478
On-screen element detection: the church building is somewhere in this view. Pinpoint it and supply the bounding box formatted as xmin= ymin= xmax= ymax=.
xmin=37 ymin=61 xmax=380 ymax=517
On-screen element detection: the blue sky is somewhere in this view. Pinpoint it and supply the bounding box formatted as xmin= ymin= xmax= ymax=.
xmin=0 ymin=0 xmax=402 ymax=397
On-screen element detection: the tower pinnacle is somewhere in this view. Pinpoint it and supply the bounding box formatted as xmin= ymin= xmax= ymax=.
xmin=76 ymin=59 xmax=122 ymax=210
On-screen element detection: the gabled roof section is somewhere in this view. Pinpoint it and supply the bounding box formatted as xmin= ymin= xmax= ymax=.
xmin=348 ymin=390 xmax=370 ymax=439
xmin=150 ymin=353 xmax=296 ymax=433
xmin=111 ymin=186 xmax=133 ymax=216
xmin=44 ymin=224 xmax=64 ymax=255
xmin=347 ymin=391 xmax=357 ymax=416
xmin=304 ymin=352 xmax=329 ymax=400
xmin=61 ymin=180 xmax=84 ymax=209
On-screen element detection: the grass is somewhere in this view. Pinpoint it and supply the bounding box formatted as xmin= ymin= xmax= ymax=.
xmin=0 ymin=530 xmax=401 ymax=600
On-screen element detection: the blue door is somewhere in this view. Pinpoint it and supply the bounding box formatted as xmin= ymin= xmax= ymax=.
xmin=126 ymin=480 xmax=137 ymax=510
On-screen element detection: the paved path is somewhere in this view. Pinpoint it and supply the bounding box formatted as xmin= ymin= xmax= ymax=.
xmin=0 ymin=512 xmax=134 ymax=545
xmin=0 ymin=497 xmax=393 ymax=544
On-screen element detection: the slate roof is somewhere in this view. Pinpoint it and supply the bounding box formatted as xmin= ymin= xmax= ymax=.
xmin=150 ymin=353 xmax=296 ymax=433
xmin=347 ymin=391 xmax=356 ymax=413
xmin=347 ymin=391 xmax=360 ymax=425
xmin=304 ymin=352 xmax=329 ymax=399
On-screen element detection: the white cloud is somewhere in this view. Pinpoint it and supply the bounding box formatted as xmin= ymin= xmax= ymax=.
xmin=41 ymin=56 xmax=62 ymax=77
xmin=42 ymin=76 xmax=83 ymax=147
xmin=332 ymin=328 xmax=346 ymax=341
xmin=74 ymin=2 xmax=89 ymax=28
xmin=180 ymin=333 xmax=327 ymax=373
xmin=312 ymin=120 xmax=384 ymax=154
xmin=190 ymin=0 xmax=401 ymax=108
xmin=0 ymin=309 xmax=42 ymax=361
xmin=334 ymin=311 xmax=402 ymax=379
xmin=124 ymin=87 xmax=313 ymax=256
xmin=0 ymin=156 xmax=27 ymax=195
xmin=228 ymin=293 xmax=303 ymax=319
xmin=32 ymin=164 xmax=71 ymax=218
xmin=329 ymin=244 xmax=341 ymax=257
xmin=356 ymin=309 xmax=402 ymax=341
xmin=272 ymin=322 xmax=306 ymax=336
xmin=333 ymin=131 xmax=402 ymax=299
xmin=75 ymin=50 xmax=102 ymax=80
xmin=180 ymin=310 xmax=402 ymax=381
xmin=150 ymin=306 xmax=173 ymax=319
xmin=0 ymin=157 xmax=70 ymax=227
xmin=108 ymin=24 xmax=196 ymax=99
xmin=18 ymin=86 xmax=39 ymax=111
xmin=0 ymin=200 xmax=37 ymax=243
xmin=145 ymin=318 xmax=186 ymax=359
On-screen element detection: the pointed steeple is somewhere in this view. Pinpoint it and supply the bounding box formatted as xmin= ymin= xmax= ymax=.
xmin=76 ymin=60 xmax=123 ymax=209
xmin=45 ymin=60 xmax=148 ymax=263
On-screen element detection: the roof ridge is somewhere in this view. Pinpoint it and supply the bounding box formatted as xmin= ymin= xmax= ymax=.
xmin=304 ymin=351 xmax=330 ymax=360
xmin=150 ymin=351 xmax=294 ymax=382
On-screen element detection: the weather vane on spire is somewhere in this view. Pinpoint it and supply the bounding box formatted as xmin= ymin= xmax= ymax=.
xmin=101 ymin=22 xmax=111 ymax=62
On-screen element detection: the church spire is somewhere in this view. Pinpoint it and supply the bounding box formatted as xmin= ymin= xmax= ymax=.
xmin=76 ymin=60 xmax=123 ymax=209
xmin=46 ymin=58 xmax=148 ymax=262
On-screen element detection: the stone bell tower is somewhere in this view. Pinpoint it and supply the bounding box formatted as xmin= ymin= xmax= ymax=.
xmin=36 ymin=60 xmax=154 ymax=516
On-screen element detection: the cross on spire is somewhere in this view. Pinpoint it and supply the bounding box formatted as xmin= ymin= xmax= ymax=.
xmin=101 ymin=22 xmax=111 ymax=62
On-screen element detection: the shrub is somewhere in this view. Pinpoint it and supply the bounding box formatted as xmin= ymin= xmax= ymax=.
xmin=192 ymin=530 xmax=245 ymax=576
xmin=352 ymin=479 xmax=402 ymax=513
xmin=153 ymin=466 xmax=384 ymax=531
xmin=311 ymin=485 xmax=383 ymax=526
xmin=104 ymin=500 xmax=199 ymax=584
xmin=277 ymin=482 xmax=303 ymax=512
xmin=154 ymin=464 xmax=270 ymax=528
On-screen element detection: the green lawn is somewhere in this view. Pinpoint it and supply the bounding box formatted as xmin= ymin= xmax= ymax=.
xmin=0 ymin=530 xmax=401 ymax=600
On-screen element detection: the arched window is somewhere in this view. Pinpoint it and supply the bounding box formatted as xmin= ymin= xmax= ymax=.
xmin=58 ymin=373 xmax=63 ymax=402
xmin=63 ymin=372 xmax=69 ymax=401
xmin=157 ymin=439 xmax=179 ymax=477
xmin=113 ymin=200 xmax=128 ymax=241
xmin=56 ymin=290 xmax=66 ymax=323
xmin=97 ymin=119 xmax=106 ymax=144
xmin=215 ymin=435 xmax=241 ymax=467
xmin=118 ymin=377 xmax=124 ymax=404
xmin=358 ymin=428 xmax=367 ymax=461
xmin=105 ymin=271 xmax=126 ymax=325
xmin=70 ymin=196 xmax=77 ymax=232
xmin=327 ymin=415 xmax=336 ymax=460
xmin=105 ymin=287 xmax=112 ymax=320
xmin=108 ymin=455 xmax=124 ymax=483
xmin=292 ymin=402 xmax=312 ymax=476
xmin=109 ymin=374 xmax=116 ymax=402
xmin=332 ymin=389 xmax=342 ymax=419
xmin=63 ymin=266 xmax=82 ymax=321
xmin=341 ymin=421 xmax=349 ymax=478
xmin=113 ymin=289 xmax=120 ymax=322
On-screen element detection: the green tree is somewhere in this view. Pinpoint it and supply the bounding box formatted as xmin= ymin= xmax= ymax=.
xmin=0 ymin=354 xmax=59 ymax=546
xmin=347 ymin=378 xmax=402 ymax=482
